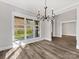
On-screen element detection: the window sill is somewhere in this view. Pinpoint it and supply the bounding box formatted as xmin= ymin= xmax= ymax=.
xmin=13 ymin=37 xmax=41 ymax=48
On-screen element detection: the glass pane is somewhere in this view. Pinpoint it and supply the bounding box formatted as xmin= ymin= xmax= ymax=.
xmin=34 ymin=20 xmax=40 ymax=37
xmin=26 ymin=26 xmax=33 ymax=38
xmin=35 ymin=26 xmax=39 ymax=37
xmin=27 ymin=19 xmax=34 ymax=25
xmin=26 ymin=19 xmax=33 ymax=39
xmin=14 ymin=16 xmax=25 ymax=41
xmin=15 ymin=28 xmax=24 ymax=40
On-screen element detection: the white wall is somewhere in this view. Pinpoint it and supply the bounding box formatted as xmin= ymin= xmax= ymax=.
xmin=55 ymin=9 xmax=77 ymax=37
xmin=44 ymin=20 xmax=52 ymax=41
xmin=62 ymin=22 xmax=76 ymax=36
xmin=76 ymin=6 xmax=79 ymax=49
xmin=0 ymin=2 xmax=12 ymax=51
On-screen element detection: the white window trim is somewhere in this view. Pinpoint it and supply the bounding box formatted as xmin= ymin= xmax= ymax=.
xmin=12 ymin=12 xmax=41 ymax=41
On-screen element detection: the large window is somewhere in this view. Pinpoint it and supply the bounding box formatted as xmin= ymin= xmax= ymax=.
xmin=14 ymin=16 xmax=40 ymax=41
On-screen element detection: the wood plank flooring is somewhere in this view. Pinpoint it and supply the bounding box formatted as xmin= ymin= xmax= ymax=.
xmin=52 ymin=35 xmax=76 ymax=48
xmin=0 ymin=49 xmax=10 ymax=59
xmin=4 ymin=40 xmax=79 ymax=59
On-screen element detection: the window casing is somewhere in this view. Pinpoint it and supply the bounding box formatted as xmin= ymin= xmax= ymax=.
xmin=14 ymin=16 xmax=40 ymax=41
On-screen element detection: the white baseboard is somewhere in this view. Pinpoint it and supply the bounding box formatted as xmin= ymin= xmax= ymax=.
xmin=23 ymin=37 xmax=45 ymax=44
xmin=53 ymin=35 xmax=57 ymax=37
xmin=0 ymin=45 xmax=12 ymax=51
xmin=53 ymin=35 xmax=76 ymax=38
xmin=44 ymin=37 xmax=52 ymax=41
xmin=53 ymin=35 xmax=62 ymax=38
xmin=62 ymin=34 xmax=76 ymax=37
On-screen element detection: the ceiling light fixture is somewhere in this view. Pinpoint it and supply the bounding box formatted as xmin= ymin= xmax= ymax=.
xmin=36 ymin=0 xmax=55 ymax=21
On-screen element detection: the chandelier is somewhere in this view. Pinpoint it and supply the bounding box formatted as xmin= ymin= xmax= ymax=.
xmin=36 ymin=0 xmax=55 ymax=21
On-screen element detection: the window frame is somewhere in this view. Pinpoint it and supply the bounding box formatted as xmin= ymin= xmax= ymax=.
xmin=12 ymin=12 xmax=41 ymax=42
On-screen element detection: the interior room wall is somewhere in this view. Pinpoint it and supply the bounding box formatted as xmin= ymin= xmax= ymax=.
xmin=62 ymin=22 xmax=76 ymax=36
xmin=0 ymin=1 xmax=45 ymax=51
xmin=0 ymin=1 xmax=13 ymax=51
xmin=44 ymin=20 xmax=52 ymax=41
xmin=55 ymin=9 xmax=77 ymax=37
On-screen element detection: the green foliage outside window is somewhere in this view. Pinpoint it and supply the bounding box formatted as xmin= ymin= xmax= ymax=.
xmin=26 ymin=27 xmax=33 ymax=37
xmin=14 ymin=17 xmax=40 ymax=40
xmin=15 ymin=29 xmax=24 ymax=40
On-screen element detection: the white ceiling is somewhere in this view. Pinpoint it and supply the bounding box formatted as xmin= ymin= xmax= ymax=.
xmin=1 ymin=0 xmax=79 ymax=15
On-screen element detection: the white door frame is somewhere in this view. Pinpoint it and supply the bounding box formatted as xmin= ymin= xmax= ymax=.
xmin=60 ymin=20 xmax=76 ymax=37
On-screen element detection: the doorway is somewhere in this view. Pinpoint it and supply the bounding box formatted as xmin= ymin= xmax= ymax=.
xmin=62 ymin=21 xmax=76 ymax=48
xmin=62 ymin=22 xmax=76 ymax=36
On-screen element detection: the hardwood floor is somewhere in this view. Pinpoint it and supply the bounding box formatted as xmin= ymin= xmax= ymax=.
xmin=4 ymin=40 xmax=79 ymax=59
xmin=0 ymin=49 xmax=10 ymax=59
xmin=52 ymin=35 xmax=76 ymax=49
xmin=0 ymin=36 xmax=78 ymax=59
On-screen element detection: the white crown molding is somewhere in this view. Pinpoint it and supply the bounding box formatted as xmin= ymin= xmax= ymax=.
xmin=61 ymin=20 xmax=76 ymax=24
xmin=55 ymin=2 xmax=79 ymax=15
xmin=12 ymin=12 xmax=36 ymax=19
xmin=1 ymin=0 xmax=79 ymax=16
xmin=0 ymin=0 xmax=36 ymax=16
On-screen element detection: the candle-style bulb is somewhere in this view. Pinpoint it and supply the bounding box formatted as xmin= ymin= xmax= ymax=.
xmin=52 ymin=9 xmax=53 ymax=15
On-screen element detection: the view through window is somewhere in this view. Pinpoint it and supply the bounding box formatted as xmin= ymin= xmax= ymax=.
xmin=14 ymin=16 xmax=25 ymax=41
xmin=14 ymin=16 xmax=40 ymax=41
xmin=34 ymin=20 xmax=40 ymax=37
xmin=26 ymin=19 xmax=34 ymax=39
